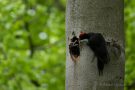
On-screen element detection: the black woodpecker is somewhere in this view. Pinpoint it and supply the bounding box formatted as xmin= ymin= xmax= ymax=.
xmin=79 ymin=32 xmax=110 ymax=75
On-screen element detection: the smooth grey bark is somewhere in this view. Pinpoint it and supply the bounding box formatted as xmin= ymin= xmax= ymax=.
xmin=66 ymin=0 xmax=124 ymax=90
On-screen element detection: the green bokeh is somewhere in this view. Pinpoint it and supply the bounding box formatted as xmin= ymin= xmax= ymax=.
xmin=125 ymin=0 xmax=135 ymax=90
xmin=0 ymin=0 xmax=65 ymax=90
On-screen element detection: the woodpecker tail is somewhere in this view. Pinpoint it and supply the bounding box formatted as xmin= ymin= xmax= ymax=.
xmin=97 ymin=57 xmax=104 ymax=76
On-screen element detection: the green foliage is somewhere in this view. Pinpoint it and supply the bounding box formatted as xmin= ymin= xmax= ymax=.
xmin=125 ymin=0 xmax=135 ymax=90
xmin=0 ymin=0 xmax=65 ymax=90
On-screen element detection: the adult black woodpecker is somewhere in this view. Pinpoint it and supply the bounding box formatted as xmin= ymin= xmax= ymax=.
xmin=79 ymin=32 xmax=110 ymax=75
xmin=69 ymin=32 xmax=80 ymax=62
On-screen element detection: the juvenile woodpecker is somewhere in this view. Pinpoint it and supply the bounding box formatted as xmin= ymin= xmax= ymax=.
xmin=69 ymin=32 xmax=80 ymax=61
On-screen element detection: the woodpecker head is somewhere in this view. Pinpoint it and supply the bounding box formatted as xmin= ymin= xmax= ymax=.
xmin=79 ymin=32 xmax=88 ymax=40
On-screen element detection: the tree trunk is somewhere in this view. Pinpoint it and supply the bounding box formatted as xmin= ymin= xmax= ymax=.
xmin=66 ymin=0 xmax=124 ymax=90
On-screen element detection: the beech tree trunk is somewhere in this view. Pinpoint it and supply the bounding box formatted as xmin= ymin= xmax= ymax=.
xmin=66 ymin=0 xmax=124 ymax=90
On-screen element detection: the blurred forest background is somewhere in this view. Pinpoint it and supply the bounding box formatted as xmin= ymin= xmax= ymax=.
xmin=125 ymin=0 xmax=135 ymax=90
xmin=0 ymin=0 xmax=65 ymax=90
xmin=0 ymin=0 xmax=134 ymax=90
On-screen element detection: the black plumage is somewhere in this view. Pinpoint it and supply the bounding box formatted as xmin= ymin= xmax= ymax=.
xmin=79 ymin=32 xmax=110 ymax=75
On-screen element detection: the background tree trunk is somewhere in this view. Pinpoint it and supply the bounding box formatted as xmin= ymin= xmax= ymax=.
xmin=66 ymin=0 xmax=124 ymax=90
